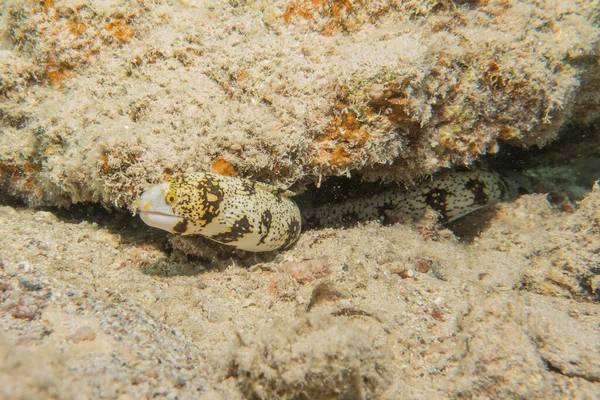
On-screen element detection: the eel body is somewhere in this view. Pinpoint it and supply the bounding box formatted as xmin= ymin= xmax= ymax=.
xmin=302 ymin=168 xmax=518 ymax=228
xmin=137 ymin=168 xmax=520 ymax=252
xmin=138 ymin=172 xmax=301 ymax=252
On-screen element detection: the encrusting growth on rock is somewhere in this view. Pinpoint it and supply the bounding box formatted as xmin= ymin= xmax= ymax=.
xmin=0 ymin=0 xmax=598 ymax=209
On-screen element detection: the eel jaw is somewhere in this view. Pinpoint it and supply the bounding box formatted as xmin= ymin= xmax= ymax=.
xmin=139 ymin=210 xmax=184 ymax=233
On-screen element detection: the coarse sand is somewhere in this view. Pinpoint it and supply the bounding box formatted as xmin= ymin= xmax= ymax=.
xmin=1 ymin=187 xmax=598 ymax=398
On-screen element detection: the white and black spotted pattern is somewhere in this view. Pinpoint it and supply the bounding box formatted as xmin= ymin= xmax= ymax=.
xmin=138 ymin=172 xmax=301 ymax=252
xmin=301 ymin=168 xmax=516 ymax=228
xmin=138 ymin=168 xmax=519 ymax=252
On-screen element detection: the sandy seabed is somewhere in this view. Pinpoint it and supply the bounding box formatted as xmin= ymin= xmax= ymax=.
xmin=1 ymin=187 xmax=599 ymax=399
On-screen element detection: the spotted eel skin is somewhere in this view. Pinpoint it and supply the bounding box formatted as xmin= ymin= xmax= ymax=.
xmin=138 ymin=172 xmax=301 ymax=252
xmin=137 ymin=168 xmax=521 ymax=252
xmin=301 ymin=168 xmax=520 ymax=229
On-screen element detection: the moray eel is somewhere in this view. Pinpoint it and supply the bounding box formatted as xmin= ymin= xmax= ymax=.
xmin=137 ymin=168 xmax=523 ymax=252
xmin=138 ymin=172 xmax=301 ymax=252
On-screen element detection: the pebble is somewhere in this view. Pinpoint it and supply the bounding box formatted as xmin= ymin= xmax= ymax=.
xmin=33 ymin=211 xmax=59 ymax=224
xmin=69 ymin=326 xmax=97 ymax=343
xmin=0 ymin=206 xmax=17 ymax=215
xmin=17 ymin=261 xmax=31 ymax=272
xmin=414 ymin=258 xmax=432 ymax=273
xmin=18 ymin=278 xmax=43 ymax=291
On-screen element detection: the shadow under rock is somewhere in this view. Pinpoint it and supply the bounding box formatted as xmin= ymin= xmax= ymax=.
xmin=47 ymin=203 xmax=280 ymax=276
xmin=445 ymin=206 xmax=500 ymax=244
xmin=47 ymin=202 xmax=170 ymax=246
xmin=139 ymin=246 xmax=278 ymax=278
xmin=164 ymin=234 xmax=280 ymax=271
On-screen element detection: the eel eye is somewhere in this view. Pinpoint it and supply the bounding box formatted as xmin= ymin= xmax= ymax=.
xmin=165 ymin=192 xmax=177 ymax=205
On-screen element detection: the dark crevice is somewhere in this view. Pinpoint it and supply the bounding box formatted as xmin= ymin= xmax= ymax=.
xmin=541 ymin=357 xmax=563 ymax=375
xmin=541 ymin=357 xmax=600 ymax=383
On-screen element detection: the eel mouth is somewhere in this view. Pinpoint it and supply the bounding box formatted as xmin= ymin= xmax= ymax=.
xmin=139 ymin=210 xmax=184 ymax=232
